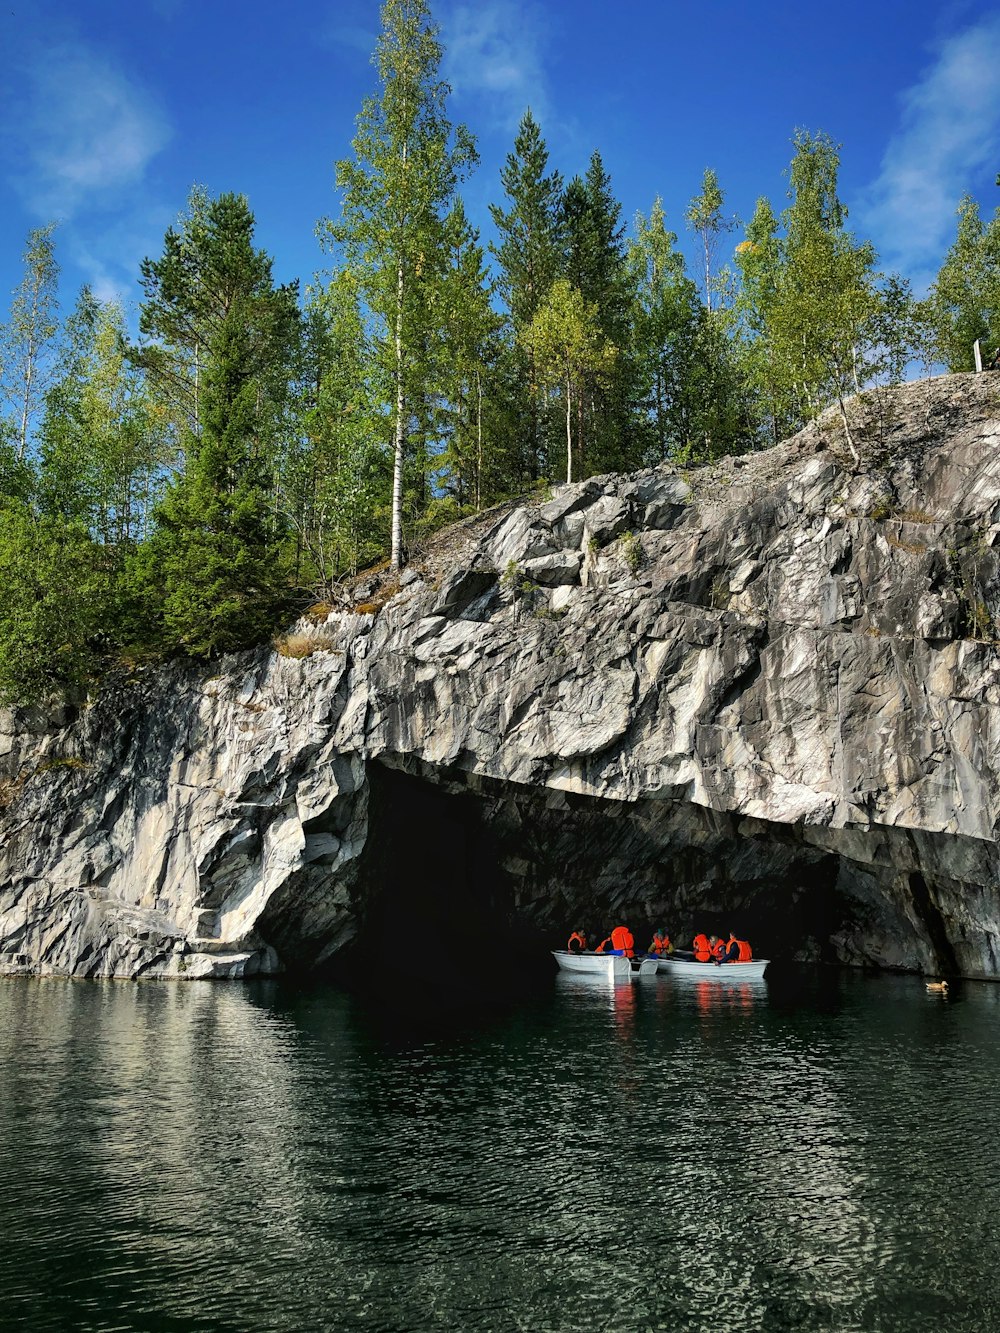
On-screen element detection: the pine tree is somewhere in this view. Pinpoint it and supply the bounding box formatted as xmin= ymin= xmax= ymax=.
xmin=489 ymin=109 xmax=563 ymax=484
xmin=735 ymin=131 xmax=916 ymax=458
xmin=560 ymin=153 xmax=636 ymax=472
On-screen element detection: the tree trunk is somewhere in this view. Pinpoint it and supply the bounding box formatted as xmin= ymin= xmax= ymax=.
xmin=475 ymin=368 xmax=483 ymax=510
xmin=565 ymin=376 xmax=573 ymax=484
xmin=391 ymin=252 xmax=406 ymax=570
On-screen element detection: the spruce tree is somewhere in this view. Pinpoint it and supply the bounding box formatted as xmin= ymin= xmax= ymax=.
xmin=134 ymin=193 xmax=300 ymax=656
xmin=489 ymin=109 xmax=563 ymax=484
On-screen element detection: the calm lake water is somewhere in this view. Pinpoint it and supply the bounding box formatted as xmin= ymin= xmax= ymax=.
xmin=1 ymin=967 xmax=998 ymax=1333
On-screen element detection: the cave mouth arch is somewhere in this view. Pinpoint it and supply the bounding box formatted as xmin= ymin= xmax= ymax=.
xmin=330 ymin=758 xmax=942 ymax=984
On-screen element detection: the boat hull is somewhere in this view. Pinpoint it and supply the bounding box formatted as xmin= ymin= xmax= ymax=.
xmin=657 ymin=956 xmax=768 ymax=980
xmin=552 ymin=951 xmax=653 ymax=980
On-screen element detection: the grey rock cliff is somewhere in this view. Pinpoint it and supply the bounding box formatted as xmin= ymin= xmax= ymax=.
xmin=3 ymin=374 xmax=1000 ymax=980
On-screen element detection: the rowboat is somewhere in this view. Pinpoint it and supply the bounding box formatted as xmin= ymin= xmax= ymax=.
xmin=552 ymin=951 xmax=658 ymax=980
xmin=656 ymin=955 xmax=768 ymax=980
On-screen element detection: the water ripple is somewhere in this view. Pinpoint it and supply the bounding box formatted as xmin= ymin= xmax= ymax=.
xmin=1 ymin=972 xmax=1000 ymax=1331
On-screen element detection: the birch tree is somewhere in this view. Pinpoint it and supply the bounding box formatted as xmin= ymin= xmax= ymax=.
xmin=0 ymin=224 xmax=60 ymax=459
xmin=521 ymin=279 xmax=616 ymax=484
xmin=327 ymin=0 xmax=476 ymax=570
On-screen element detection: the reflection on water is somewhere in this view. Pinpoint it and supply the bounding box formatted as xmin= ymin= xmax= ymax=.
xmin=1 ymin=970 xmax=999 ymax=1331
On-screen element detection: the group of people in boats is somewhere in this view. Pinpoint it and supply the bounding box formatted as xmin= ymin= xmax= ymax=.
xmin=566 ymin=926 xmax=753 ymax=965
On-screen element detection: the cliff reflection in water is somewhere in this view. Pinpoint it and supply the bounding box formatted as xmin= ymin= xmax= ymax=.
xmin=1 ymin=971 xmax=1000 ymax=1332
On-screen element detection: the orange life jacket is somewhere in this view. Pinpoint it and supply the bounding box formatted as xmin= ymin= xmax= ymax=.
xmin=710 ymin=938 xmax=726 ymax=961
xmin=610 ymin=925 xmax=635 ymax=958
xmin=693 ymin=933 xmax=710 ymax=962
xmin=648 ymin=933 xmax=663 ymax=956
xmin=567 ymin=931 xmax=587 ymax=952
xmin=595 ymin=937 xmax=612 ymax=954
xmin=731 ymin=936 xmax=752 ymax=962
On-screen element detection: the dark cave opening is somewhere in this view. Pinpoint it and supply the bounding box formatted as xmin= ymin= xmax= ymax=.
xmin=328 ymin=760 xmax=874 ymax=990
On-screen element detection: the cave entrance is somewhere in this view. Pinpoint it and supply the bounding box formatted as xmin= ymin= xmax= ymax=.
xmin=351 ymin=761 xmax=546 ymax=990
xmin=346 ymin=759 xmax=857 ymax=982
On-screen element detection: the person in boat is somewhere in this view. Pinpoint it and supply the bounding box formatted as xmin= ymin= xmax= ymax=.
xmin=596 ymin=925 xmax=635 ymax=958
xmin=709 ymin=934 xmax=727 ymax=963
xmin=692 ymin=932 xmax=711 ymax=962
xmin=567 ymin=929 xmax=588 ymax=953
xmin=648 ymin=929 xmax=673 ymax=956
xmin=716 ymin=931 xmax=753 ymax=964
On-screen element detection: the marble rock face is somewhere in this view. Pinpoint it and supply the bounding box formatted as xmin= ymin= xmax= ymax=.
xmin=3 ymin=374 xmax=1000 ymax=980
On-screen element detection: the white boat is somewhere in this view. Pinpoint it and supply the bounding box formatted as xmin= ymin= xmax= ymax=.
xmin=552 ymin=951 xmax=657 ymax=980
xmin=656 ymin=955 xmax=768 ymax=980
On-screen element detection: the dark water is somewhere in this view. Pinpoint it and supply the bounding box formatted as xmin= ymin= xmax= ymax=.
xmin=1 ymin=968 xmax=998 ymax=1333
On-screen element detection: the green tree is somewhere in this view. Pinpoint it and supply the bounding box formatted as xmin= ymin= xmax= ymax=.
xmin=435 ymin=200 xmax=502 ymax=510
xmin=560 ymin=152 xmax=637 ymax=472
xmin=0 ymin=224 xmax=60 ymax=459
xmin=685 ymin=168 xmax=736 ymax=315
xmin=39 ymin=289 xmax=163 ymax=545
xmin=735 ymin=131 xmax=916 ymax=460
xmin=327 ymin=0 xmax=476 ymax=570
xmin=0 ymin=499 xmax=108 ymax=705
xmin=134 ymin=193 xmax=301 ymax=656
xmin=628 ymin=198 xmax=703 ymax=460
xmin=923 ymin=195 xmax=1000 ymax=371
xmin=489 ymin=109 xmax=563 ymax=484
xmin=520 ymin=278 xmax=616 ymax=483
xmin=282 ymin=276 xmax=389 ymax=587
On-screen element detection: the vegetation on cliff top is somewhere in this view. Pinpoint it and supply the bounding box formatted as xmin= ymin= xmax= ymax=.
xmin=0 ymin=0 xmax=998 ymax=706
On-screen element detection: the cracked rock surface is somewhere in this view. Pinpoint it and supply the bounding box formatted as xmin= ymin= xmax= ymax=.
xmin=3 ymin=374 xmax=1000 ymax=979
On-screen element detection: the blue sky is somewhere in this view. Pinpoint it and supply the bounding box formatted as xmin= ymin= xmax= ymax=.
xmin=2 ymin=0 xmax=999 ymax=324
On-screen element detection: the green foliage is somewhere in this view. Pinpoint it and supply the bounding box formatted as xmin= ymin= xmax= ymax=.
xmin=923 ymin=195 xmax=1000 ymax=371
xmin=0 ymin=224 xmax=60 ymax=459
xmin=620 ymin=530 xmax=642 ymax=573
xmin=327 ymin=0 xmax=477 ymax=570
xmin=134 ymin=195 xmax=300 ymax=657
xmin=136 ymin=297 xmax=294 ymax=657
xmin=520 ymin=278 xmax=616 ymax=483
xmin=0 ymin=8 xmax=983 ymax=708
xmin=735 ymin=131 xmax=918 ymax=456
xmin=0 ymin=500 xmax=110 ymax=704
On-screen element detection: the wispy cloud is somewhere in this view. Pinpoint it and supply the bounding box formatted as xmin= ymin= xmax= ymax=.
xmin=68 ymin=206 xmax=176 ymax=310
xmin=441 ymin=1 xmax=550 ymax=131
xmin=7 ymin=42 xmax=171 ymax=220
xmin=861 ymin=15 xmax=1000 ymax=291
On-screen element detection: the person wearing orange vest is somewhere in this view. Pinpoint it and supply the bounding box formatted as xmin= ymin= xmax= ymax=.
xmin=610 ymin=925 xmax=635 ymax=959
xmin=648 ymin=929 xmax=673 ymax=956
xmin=567 ymin=930 xmax=588 ymax=953
xmin=718 ymin=932 xmax=752 ymax=963
xmin=709 ymin=935 xmax=727 ymax=962
xmin=692 ymin=932 xmax=711 ymax=962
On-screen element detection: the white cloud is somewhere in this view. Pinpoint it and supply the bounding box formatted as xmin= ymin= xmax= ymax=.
xmin=861 ymin=15 xmax=1000 ymax=291
xmin=9 ymin=43 xmax=171 ymax=219
xmin=441 ymin=1 xmax=550 ymax=131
